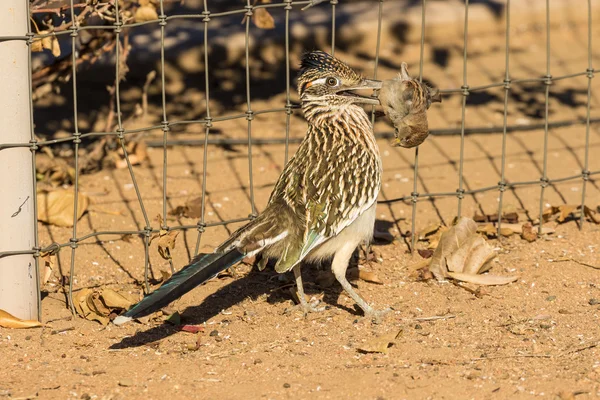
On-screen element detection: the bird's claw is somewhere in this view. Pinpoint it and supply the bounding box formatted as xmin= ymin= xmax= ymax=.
xmin=364 ymin=307 xmax=392 ymax=324
xmin=285 ymin=300 xmax=326 ymax=317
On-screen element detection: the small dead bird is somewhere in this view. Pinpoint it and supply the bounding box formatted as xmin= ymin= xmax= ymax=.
xmin=379 ymin=62 xmax=441 ymax=148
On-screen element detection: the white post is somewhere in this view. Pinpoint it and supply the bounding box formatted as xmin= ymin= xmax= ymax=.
xmin=0 ymin=0 xmax=39 ymax=320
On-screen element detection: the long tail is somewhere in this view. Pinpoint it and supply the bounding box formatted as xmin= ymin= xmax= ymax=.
xmin=113 ymin=249 xmax=245 ymax=325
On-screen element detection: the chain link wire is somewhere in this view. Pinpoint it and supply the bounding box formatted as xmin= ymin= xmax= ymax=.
xmin=0 ymin=0 xmax=597 ymax=317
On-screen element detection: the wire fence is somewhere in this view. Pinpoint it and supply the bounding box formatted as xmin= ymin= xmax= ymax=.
xmin=0 ymin=0 xmax=597 ymax=320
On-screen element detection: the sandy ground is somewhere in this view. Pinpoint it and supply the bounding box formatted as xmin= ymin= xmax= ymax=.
xmin=2 ymin=0 xmax=600 ymax=399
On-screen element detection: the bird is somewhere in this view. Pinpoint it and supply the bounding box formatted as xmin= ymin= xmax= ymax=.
xmin=379 ymin=62 xmax=441 ymax=148
xmin=113 ymin=50 xmax=388 ymax=325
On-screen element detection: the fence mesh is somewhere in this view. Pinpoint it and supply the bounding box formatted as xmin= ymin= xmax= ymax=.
xmin=0 ymin=0 xmax=597 ymax=319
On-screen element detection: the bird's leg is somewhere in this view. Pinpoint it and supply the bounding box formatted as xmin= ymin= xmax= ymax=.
xmin=291 ymin=264 xmax=325 ymax=315
xmin=332 ymin=241 xmax=391 ymax=323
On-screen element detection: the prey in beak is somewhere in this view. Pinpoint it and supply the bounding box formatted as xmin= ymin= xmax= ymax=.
xmin=337 ymin=78 xmax=382 ymax=105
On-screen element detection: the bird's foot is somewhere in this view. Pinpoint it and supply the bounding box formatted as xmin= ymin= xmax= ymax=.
xmin=363 ymin=307 xmax=392 ymax=324
xmin=285 ymin=298 xmax=326 ymax=317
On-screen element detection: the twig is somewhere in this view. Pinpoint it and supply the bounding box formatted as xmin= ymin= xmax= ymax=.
xmin=51 ymin=326 xmax=75 ymax=334
xmin=471 ymin=354 xmax=552 ymax=361
xmin=560 ymin=342 xmax=598 ymax=356
xmin=552 ymin=257 xmax=599 ymax=270
xmin=413 ymin=315 xmax=456 ymax=322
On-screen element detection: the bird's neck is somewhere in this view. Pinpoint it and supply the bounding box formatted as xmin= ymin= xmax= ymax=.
xmin=302 ymin=102 xmax=378 ymax=152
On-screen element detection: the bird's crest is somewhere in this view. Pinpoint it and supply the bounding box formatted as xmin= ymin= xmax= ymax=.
xmin=298 ymin=51 xmax=361 ymax=85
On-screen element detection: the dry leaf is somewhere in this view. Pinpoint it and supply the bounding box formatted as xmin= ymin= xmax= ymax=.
xmin=418 ymin=223 xmax=442 ymax=240
xmin=180 ymin=325 xmax=204 ymax=333
xmin=357 ymin=329 xmax=403 ymax=354
xmin=157 ymin=230 xmax=179 ymax=260
xmin=557 ymin=205 xmax=578 ymax=223
xmin=521 ymin=222 xmax=537 ymax=242
xmin=31 ymin=34 xmax=61 ymax=57
xmin=446 ymin=272 xmax=518 ymax=286
xmin=40 ymin=251 xmax=55 ymax=286
xmin=0 ymin=309 xmax=45 ymax=329
xmin=445 ymin=235 xmax=496 ymax=275
xmin=135 ymin=4 xmax=159 ymax=22
xmin=357 ymin=269 xmax=383 ymax=285
xmin=477 ymin=223 xmax=514 ymax=237
xmin=73 ymin=288 xmax=109 ymax=325
xmin=159 ymin=269 xmax=172 ymax=283
xmin=499 ymin=223 xmax=554 ymax=235
xmin=169 ymin=196 xmax=203 ymax=219
xmin=542 ymin=204 xmax=600 ymax=224
xmin=473 ymin=205 xmax=519 ymax=224
xmin=100 ymin=289 xmax=133 ymax=309
xmin=253 ymin=8 xmax=275 ymax=29
xmin=115 ymin=141 xmax=148 ymax=169
xmin=429 ymin=217 xmax=477 ymax=279
xmin=37 ymin=190 xmax=89 ymax=227
xmin=583 ymin=206 xmax=600 ymax=224
xmin=73 ymin=288 xmax=133 ymax=325
xmin=429 ymin=217 xmax=517 ymax=286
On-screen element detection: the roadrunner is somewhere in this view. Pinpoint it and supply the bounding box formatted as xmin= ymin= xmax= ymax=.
xmin=114 ymin=51 xmax=387 ymax=325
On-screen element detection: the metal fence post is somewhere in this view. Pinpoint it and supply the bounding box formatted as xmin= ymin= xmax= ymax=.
xmin=0 ymin=0 xmax=38 ymax=320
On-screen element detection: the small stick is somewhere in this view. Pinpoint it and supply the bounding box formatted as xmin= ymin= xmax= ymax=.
xmin=413 ymin=315 xmax=456 ymax=322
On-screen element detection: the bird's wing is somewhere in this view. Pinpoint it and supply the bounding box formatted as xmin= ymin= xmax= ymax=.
xmin=273 ymin=149 xmax=380 ymax=273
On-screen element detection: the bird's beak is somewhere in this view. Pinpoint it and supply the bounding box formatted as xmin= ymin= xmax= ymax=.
xmin=338 ymin=79 xmax=382 ymax=105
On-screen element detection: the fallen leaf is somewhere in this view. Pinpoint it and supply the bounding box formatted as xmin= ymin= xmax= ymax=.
xmin=31 ymin=34 xmax=61 ymax=57
xmin=158 ymin=269 xmax=172 ymax=284
xmin=115 ymin=141 xmax=148 ymax=169
xmin=37 ymin=190 xmax=89 ymax=227
xmin=429 ymin=217 xmax=477 ymax=279
xmin=72 ymin=288 xmax=133 ymax=325
xmin=447 ymin=272 xmax=518 ymax=286
xmin=499 ymin=223 xmax=554 ymax=235
xmin=357 ymin=329 xmax=403 ymax=354
xmin=100 ymin=289 xmax=133 ymax=309
xmin=417 ymin=249 xmax=433 ymax=259
xmin=157 ymin=230 xmax=179 ymax=260
xmin=40 ymin=251 xmax=55 ymax=286
xmin=521 ymin=222 xmax=537 ymax=242
xmin=180 ymin=325 xmax=204 ymax=334
xmin=557 ymin=205 xmax=578 ymax=223
xmin=445 ymin=235 xmax=496 ymax=275
xmin=357 ymin=269 xmax=383 ymax=285
xmin=0 ymin=309 xmax=45 ymax=329
xmin=473 ymin=205 xmax=519 ymax=224
xmin=429 ymin=217 xmax=517 ymax=285
xmin=418 ymin=223 xmax=442 ymax=240
xmin=135 ymin=4 xmax=159 ymax=22
xmin=477 ymin=223 xmax=515 ymax=237
xmin=169 ymin=196 xmax=203 ymax=219
xmin=73 ymin=288 xmax=109 ymax=325
xmin=253 ymin=8 xmax=275 ymax=29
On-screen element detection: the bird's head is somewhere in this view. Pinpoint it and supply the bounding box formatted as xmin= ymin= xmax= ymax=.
xmin=297 ymin=51 xmax=381 ymax=107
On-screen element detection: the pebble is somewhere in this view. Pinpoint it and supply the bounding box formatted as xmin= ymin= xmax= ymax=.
xmin=546 ymin=295 xmax=556 ymax=302
xmin=283 ymin=383 xmax=291 ymax=389
xmin=209 ymin=330 xmax=219 ymax=337
xmin=589 ymin=298 xmax=599 ymax=306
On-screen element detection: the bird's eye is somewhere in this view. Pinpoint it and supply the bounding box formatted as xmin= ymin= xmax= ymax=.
xmin=326 ymin=77 xmax=338 ymax=86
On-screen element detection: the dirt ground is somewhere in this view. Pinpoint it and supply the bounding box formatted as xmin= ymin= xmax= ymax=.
xmin=2 ymin=0 xmax=600 ymax=399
